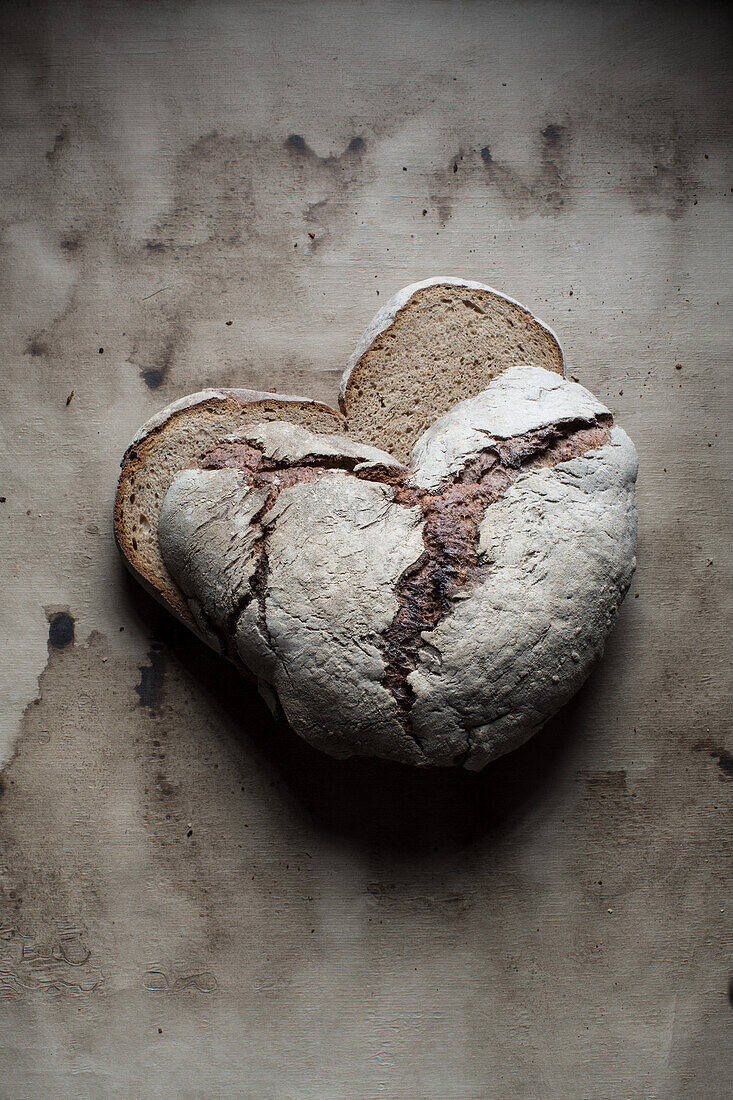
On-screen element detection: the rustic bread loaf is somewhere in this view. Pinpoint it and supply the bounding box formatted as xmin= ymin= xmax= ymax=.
xmin=116 ymin=278 xmax=563 ymax=629
xmin=114 ymin=389 xmax=345 ymax=632
xmin=340 ymin=278 xmax=565 ymax=461
xmin=158 ymin=367 xmax=637 ymax=769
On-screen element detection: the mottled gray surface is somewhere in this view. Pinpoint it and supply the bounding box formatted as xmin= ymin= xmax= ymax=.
xmin=0 ymin=1 xmax=731 ymax=1097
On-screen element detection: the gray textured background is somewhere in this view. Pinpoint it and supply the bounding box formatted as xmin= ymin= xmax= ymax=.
xmin=1 ymin=2 xmax=731 ymax=1097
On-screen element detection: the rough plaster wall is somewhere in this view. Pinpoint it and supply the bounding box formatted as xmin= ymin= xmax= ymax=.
xmin=0 ymin=1 xmax=730 ymax=1096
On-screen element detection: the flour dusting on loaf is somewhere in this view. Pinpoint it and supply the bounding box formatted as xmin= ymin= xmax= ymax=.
xmin=158 ymin=366 xmax=637 ymax=769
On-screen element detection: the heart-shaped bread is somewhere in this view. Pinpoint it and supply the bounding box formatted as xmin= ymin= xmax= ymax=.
xmin=158 ymin=366 xmax=637 ymax=770
xmin=115 ymin=279 xmax=565 ymax=630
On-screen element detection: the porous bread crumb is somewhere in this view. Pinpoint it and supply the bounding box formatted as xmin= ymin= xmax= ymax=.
xmin=342 ymin=284 xmax=564 ymax=461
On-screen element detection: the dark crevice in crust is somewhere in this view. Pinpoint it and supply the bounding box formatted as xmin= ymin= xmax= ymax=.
xmin=182 ymin=457 xmax=283 ymax=673
xmin=199 ymin=438 xmax=384 ymax=482
xmin=193 ymin=418 xmax=612 ymax=757
xmin=379 ymin=416 xmax=613 ymax=758
xmin=194 ymin=440 xmax=392 ymax=691
xmin=248 ymin=546 xmax=274 ymax=655
xmin=222 ymin=503 xmax=274 ymax=674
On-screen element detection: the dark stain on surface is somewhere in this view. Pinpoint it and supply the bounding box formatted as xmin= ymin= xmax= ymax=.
xmin=46 ymin=123 xmax=69 ymax=163
xmin=694 ymin=739 xmax=733 ymax=779
xmin=629 ymin=143 xmax=697 ymax=220
xmin=428 ymin=126 xmax=571 ymax=220
xmin=431 ymin=94 xmax=723 ymax=221
xmin=142 ymin=367 xmax=165 ymax=390
xmin=713 ymin=749 xmax=733 ymax=778
xmin=541 ymin=123 xmax=566 ymax=148
xmin=708 ymin=747 xmax=733 ymax=779
xmin=149 ymin=132 xmax=255 ymax=254
xmin=285 ymin=133 xmax=309 ymax=154
xmin=60 ymin=234 xmax=82 ymax=253
xmin=435 ymin=196 xmax=453 ymax=226
xmin=140 ymin=335 xmax=177 ymax=389
xmin=286 ymin=131 xmax=366 ymax=164
xmin=592 ymin=91 xmax=705 ymax=219
xmin=536 ymin=122 xmax=569 ymax=209
xmin=25 ymin=336 xmax=50 ymax=357
xmin=154 ymin=770 xmax=177 ymax=799
xmin=46 ymin=610 xmax=75 ymax=650
xmin=136 ymin=645 xmax=166 ymax=711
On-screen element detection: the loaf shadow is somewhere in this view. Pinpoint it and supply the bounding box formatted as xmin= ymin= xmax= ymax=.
xmin=127 ymin=575 xmax=588 ymax=851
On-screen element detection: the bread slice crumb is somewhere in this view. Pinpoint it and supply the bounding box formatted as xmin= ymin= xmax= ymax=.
xmin=341 ymin=280 xmax=564 ymax=461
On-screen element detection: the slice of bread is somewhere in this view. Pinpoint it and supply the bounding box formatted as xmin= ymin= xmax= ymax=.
xmin=339 ymin=278 xmax=565 ymax=461
xmin=115 ymin=389 xmax=344 ymax=632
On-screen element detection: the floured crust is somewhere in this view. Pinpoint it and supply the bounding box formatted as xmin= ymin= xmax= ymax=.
xmin=157 ymin=366 xmax=637 ymax=769
xmin=115 ymin=389 xmax=344 ymax=632
xmin=409 ymin=365 xmax=608 ymax=490
xmin=116 ymin=280 xmax=565 ymax=629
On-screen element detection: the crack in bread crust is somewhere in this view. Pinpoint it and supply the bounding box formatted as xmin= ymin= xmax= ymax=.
xmin=195 ymin=418 xmax=611 ymax=754
xmin=196 ymin=441 xmax=394 ymax=685
xmin=380 ymin=418 xmax=612 ymax=754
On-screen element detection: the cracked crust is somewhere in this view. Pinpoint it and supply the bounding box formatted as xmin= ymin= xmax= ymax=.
xmin=114 ymin=389 xmax=344 ymax=632
xmin=158 ymin=367 xmax=637 ymax=769
xmin=116 ymin=281 xmax=564 ymax=626
xmin=159 ymin=429 xmax=425 ymax=762
xmin=379 ymin=419 xmax=612 ymax=741
xmin=409 ymin=426 xmax=638 ymax=767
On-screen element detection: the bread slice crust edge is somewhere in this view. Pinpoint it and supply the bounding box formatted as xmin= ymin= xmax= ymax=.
xmin=339 ymin=276 xmax=565 ymax=411
xmin=338 ymin=277 xmax=565 ymax=460
xmin=115 ymin=389 xmax=344 ymax=633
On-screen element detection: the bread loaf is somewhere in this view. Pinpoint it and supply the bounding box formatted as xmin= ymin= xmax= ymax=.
xmin=158 ymin=367 xmax=637 ymax=769
xmin=116 ymin=280 xmax=636 ymax=770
